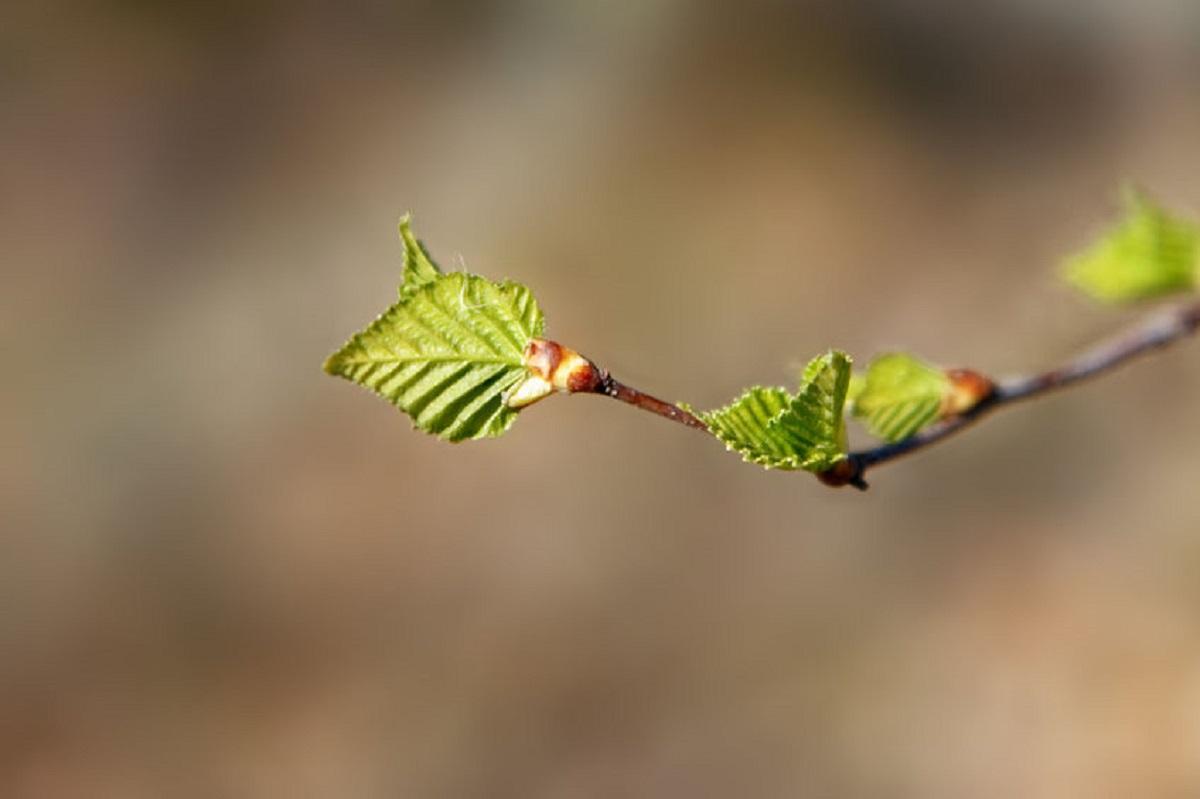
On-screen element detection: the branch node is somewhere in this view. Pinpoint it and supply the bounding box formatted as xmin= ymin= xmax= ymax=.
xmin=818 ymin=458 xmax=869 ymax=491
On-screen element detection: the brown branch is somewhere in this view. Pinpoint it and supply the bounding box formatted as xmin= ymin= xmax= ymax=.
xmin=826 ymin=300 xmax=1200 ymax=490
xmin=593 ymin=372 xmax=709 ymax=431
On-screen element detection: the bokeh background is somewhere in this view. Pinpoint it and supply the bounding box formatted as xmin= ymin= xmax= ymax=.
xmin=5 ymin=1 xmax=1200 ymax=796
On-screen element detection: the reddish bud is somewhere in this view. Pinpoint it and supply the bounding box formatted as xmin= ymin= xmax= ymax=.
xmin=503 ymin=338 xmax=602 ymax=409
xmin=942 ymin=368 xmax=995 ymax=415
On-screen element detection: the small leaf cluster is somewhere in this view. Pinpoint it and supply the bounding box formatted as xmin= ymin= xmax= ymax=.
xmin=1063 ymin=189 xmax=1199 ymax=303
xmin=323 ymin=219 xmax=544 ymax=441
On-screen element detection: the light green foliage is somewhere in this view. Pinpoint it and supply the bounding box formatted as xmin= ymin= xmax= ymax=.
xmin=699 ymin=386 xmax=798 ymax=469
xmin=324 ymin=222 xmax=545 ymax=442
xmin=700 ymin=350 xmax=852 ymax=471
xmin=1062 ymin=190 xmax=1199 ymax=303
xmin=851 ymin=353 xmax=949 ymax=442
xmin=397 ymin=215 xmax=441 ymax=297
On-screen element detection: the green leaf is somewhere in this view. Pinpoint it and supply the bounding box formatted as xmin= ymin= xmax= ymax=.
xmin=398 ymin=215 xmax=441 ymax=297
xmin=700 ymin=350 xmax=853 ymax=471
xmin=325 ymin=272 xmax=545 ymax=442
xmin=701 ymin=386 xmax=804 ymax=469
xmin=851 ymin=353 xmax=950 ymax=442
xmin=1062 ymin=190 xmax=1199 ymax=303
xmin=772 ymin=350 xmax=853 ymax=471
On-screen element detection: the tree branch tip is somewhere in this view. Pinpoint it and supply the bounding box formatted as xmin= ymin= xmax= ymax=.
xmin=818 ymin=459 xmax=869 ymax=490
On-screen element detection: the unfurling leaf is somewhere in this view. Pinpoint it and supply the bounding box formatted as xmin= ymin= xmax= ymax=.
xmin=398 ymin=215 xmax=441 ymax=297
xmin=700 ymin=386 xmax=799 ymax=469
xmin=325 ymin=230 xmax=545 ymax=441
xmin=701 ymin=350 xmax=852 ymax=471
xmin=773 ymin=350 xmax=853 ymax=471
xmin=851 ymin=353 xmax=950 ymax=442
xmin=1062 ymin=190 xmax=1199 ymax=303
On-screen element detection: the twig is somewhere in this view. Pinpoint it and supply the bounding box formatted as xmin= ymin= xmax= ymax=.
xmin=587 ymin=301 xmax=1198 ymax=490
xmin=594 ymin=373 xmax=709 ymax=431
xmin=828 ymin=300 xmax=1200 ymax=490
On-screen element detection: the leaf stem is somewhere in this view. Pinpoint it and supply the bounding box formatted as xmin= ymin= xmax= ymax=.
xmin=829 ymin=300 xmax=1200 ymax=490
xmin=594 ymin=373 xmax=709 ymax=431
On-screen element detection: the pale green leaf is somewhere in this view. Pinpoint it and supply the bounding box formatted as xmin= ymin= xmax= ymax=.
xmin=771 ymin=350 xmax=853 ymax=471
xmin=325 ymin=272 xmax=545 ymax=441
xmin=700 ymin=350 xmax=853 ymax=472
xmin=1062 ymin=190 xmax=1199 ymax=303
xmin=701 ymin=386 xmax=803 ymax=469
xmin=398 ymin=215 xmax=441 ymax=297
xmin=851 ymin=353 xmax=950 ymax=442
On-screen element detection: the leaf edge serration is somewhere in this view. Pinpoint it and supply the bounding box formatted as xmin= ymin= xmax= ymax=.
xmin=699 ymin=349 xmax=853 ymax=472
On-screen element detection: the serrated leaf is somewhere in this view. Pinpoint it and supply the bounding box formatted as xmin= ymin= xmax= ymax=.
xmin=771 ymin=350 xmax=853 ymax=471
xmin=850 ymin=353 xmax=950 ymax=442
xmin=325 ymin=272 xmax=545 ymax=441
xmin=700 ymin=350 xmax=853 ymax=472
xmin=701 ymin=386 xmax=804 ymax=469
xmin=1062 ymin=190 xmax=1199 ymax=303
xmin=398 ymin=215 xmax=441 ymax=297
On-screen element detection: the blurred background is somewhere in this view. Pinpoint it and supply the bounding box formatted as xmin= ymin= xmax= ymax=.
xmin=4 ymin=1 xmax=1200 ymax=796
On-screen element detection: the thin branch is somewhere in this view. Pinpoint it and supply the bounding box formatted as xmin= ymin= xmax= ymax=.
xmin=584 ymin=301 xmax=1197 ymax=490
xmin=830 ymin=300 xmax=1200 ymax=490
xmin=593 ymin=372 xmax=709 ymax=431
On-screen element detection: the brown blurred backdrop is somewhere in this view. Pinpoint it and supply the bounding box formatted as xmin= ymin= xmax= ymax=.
xmin=4 ymin=1 xmax=1200 ymax=797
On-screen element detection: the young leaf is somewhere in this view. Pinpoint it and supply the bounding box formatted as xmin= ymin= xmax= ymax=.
xmin=851 ymin=353 xmax=950 ymax=442
xmin=771 ymin=350 xmax=853 ymax=471
xmin=701 ymin=386 xmax=805 ymax=469
xmin=325 ymin=272 xmax=545 ymax=442
xmin=700 ymin=350 xmax=853 ymax=471
xmin=398 ymin=215 xmax=441 ymax=297
xmin=1062 ymin=190 xmax=1199 ymax=303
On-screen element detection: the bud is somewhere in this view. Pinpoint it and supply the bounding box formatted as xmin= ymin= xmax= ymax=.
xmin=503 ymin=338 xmax=603 ymax=409
xmin=941 ymin=368 xmax=995 ymax=415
